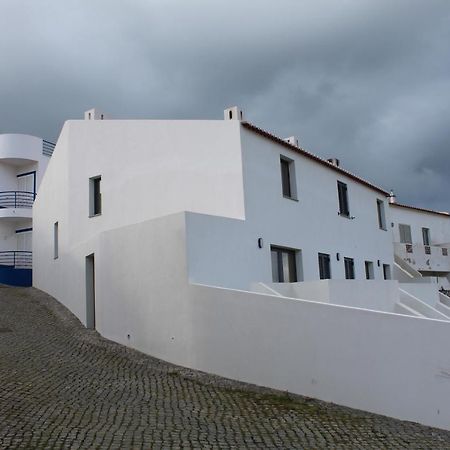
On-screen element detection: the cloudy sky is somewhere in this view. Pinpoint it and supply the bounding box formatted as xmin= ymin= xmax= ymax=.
xmin=1 ymin=0 xmax=449 ymax=210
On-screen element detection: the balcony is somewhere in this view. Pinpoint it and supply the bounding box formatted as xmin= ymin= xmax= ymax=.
xmin=0 ymin=251 xmax=32 ymax=286
xmin=394 ymin=242 xmax=450 ymax=274
xmin=0 ymin=191 xmax=35 ymax=219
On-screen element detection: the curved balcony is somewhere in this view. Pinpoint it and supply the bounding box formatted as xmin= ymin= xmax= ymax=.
xmin=0 ymin=134 xmax=52 ymax=166
xmin=0 ymin=251 xmax=32 ymax=286
xmin=0 ymin=191 xmax=35 ymax=220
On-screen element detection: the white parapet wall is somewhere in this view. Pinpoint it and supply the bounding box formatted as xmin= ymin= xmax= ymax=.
xmin=187 ymin=282 xmax=450 ymax=430
xmin=36 ymin=211 xmax=450 ymax=431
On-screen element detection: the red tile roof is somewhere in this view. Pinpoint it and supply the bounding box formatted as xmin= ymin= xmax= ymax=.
xmin=241 ymin=121 xmax=389 ymax=196
xmin=390 ymin=202 xmax=450 ymax=217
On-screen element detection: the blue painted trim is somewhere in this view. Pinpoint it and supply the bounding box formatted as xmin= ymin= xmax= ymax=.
xmin=15 ymin=228 xmax=32 ymax=234
xmin=0 ymin=266 xmax=32 ymax=287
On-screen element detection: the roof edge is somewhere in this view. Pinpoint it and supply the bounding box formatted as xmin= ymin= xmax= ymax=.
xmin=241 ymin=121 xmax=389 ymax=196
xmin=390 ymin=202 xmax=450 ymax=217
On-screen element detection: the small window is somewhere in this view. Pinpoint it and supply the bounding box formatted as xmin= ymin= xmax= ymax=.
xmin=280 ymin=156 xmax=297 ymax=200
xmin=54 ymin=222 xmax=59 ymax=259
xmin=318 ymin=253 xmax=331 ymax=280
xmin=344 ymin=257 xmax=355 ymax=279
xmin=89 ymin=176 xmax=102 ymax=216
xmin=337 ymin=181 xmax=350 ymax=217
xmin=399 ymin=224 xmax=412 ymax=244
xmin=365 ymin=261 xmax=374 ymax=279
xmin=271 ymin=246 xmax=298 ymax=282
xmin=383 ymin=264 xmax=391 ymax=280
xmin=422 ymin=227 xmax=430 ymax=246
xmin=376 ymin=199 xmax=386 ymax=230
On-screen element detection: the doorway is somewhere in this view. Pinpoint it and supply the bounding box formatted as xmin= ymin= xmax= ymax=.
xmin=85 ymin=253 xmax=96 ymax=329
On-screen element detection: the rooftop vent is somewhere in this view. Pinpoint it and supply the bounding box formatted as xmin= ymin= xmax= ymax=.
xmin=389 ymin=190 xmax=397 ymax=204
xmin=284 ymin=136 xmax=299 ymax=147
xmin=327 ymin=158 xmax=340 ymax=167
xmin=84 ymin=108 xmax=109 ymax=120
xmin=224 ymin=106 xmax=244 ymax=121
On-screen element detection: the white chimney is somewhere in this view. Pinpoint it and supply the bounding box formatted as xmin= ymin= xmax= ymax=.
xmin=389 ymin=190 xmax=397 ymax=204
xmin=224 ymin=106 xmax=244 ymax=121
xmin=84 ymin=108 xmax=109 ymax=120
xmin=284 ymin=136 xmax=299 ymax=147
xmin=327 ymin=158 xmax=340 ymax=167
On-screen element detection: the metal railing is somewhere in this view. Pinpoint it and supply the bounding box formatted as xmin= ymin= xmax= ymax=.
xmin=43 ymin=140 xmax=55 ymax=157
xmin=0 ymin=191 xmax=35 ymax=209
xmin=0 ymin=251 xmax=32 ymax=269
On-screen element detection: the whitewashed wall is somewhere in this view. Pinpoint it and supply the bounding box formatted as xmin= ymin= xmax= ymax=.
xmin=33 ymin=119 xmax=245 ymax=307
xmin=240 ymin=128 xmax=394 ymax=281
xmin=52 ymin=211 xmax=450 ymax=431
xmin=390 ymin=204 xmax=450 ymax=245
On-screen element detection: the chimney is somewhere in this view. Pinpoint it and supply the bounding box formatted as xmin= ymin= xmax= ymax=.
xmin=327 ymin=158 xmax=340 ymax=167
xmin=389 ymin=190 xmax=397 ymax=204
xmin=84 ymin=108 xmax=109 ymax=120
xmin=224 ymin=106 xmax=244 ymax=121
xmin=284 ymin=136 xmax=299 ymax=147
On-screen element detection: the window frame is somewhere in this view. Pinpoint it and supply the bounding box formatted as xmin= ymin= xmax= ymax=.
xmin=399 ymin=224 xmax=412 ymax=244
xmin=53 ymin=221 xmax=59 ymax=260
xmin=280 ymin=155 xmax=297 ymax=201
xmin=89 ymin=175 xmax=102 ymax=217
xmin=344 ymin=257 xmax=355 ymax=279
xmin=364 ymin=261 xmax=374 ymax=279
xmin=422 ymin=227 xmax=430 ymax=246
xmin=318 ymin=252 xmax=331 ymax=280
xmin=376 ymin=199 xmax=386 ymax=230
xmin=383 ymin=264 xmax=391 ymax=280
xmin=337 ymin=181 xmax=350 ymax=217
xmin=271 ymin=245 xmax=299 ymax=283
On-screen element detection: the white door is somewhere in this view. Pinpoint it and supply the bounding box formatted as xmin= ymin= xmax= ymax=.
xmin=17 ymin=173 xmax=34 ymax=193
xmin=17 ymin=231 xmax=32 ymax=251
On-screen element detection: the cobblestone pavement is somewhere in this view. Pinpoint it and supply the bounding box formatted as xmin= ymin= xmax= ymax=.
xmin=1 ymin=287 xmax=450 ymax=449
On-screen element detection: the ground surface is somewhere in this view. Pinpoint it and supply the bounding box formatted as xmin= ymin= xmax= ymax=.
xmin=1 ymin=287 xmax=450 ymax=449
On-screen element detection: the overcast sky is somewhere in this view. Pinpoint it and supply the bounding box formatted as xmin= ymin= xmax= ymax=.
xmin=1 ymin=0 xmax=449 ymax=210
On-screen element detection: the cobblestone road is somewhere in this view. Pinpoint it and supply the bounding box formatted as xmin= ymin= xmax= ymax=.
xmin=1 ymin=286 xmax=450 ymax=449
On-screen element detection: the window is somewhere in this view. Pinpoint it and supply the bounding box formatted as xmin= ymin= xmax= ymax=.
xmin=280 ymin=156 xmax=297 ymax=200
xmin=54 ymin=222 xmax=59 ymax=259
xmin=337 ymin=181 xmax=349 ymax=217
xmin=399 ymin=224 xmax=412 ymax=244
xmin=376 ymin=199 xmax=386 ymax=230
xmin=318 ymin=253 xmax=331 ymax=280
xmin=344 ymin=257 xmax=355 ymax=279
xmin=365 ymin=261 xmax=374 ymax=279
xmin=422 ymin=228 xmax=430 ymax=246
xmin=383 ymin=264 xmax=391 ymax=280
xmin=89 ymin=176 xmax=102 ymax=216
xmin=271 ymin=246 xmax=298 ymax=282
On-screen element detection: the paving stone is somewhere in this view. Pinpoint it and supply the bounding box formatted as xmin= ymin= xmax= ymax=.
xmin=0 ymin=286 xmax=450 ymax=449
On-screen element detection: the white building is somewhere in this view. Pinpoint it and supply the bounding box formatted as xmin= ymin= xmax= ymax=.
xmin=33 ymin=107 xmax=450 ymax=430
xmin=0 ymin=134 xmax=53 ymax=286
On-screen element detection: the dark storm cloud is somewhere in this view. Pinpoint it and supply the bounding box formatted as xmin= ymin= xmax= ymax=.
xmin=1 ymin=0 xmax=449 ymax=210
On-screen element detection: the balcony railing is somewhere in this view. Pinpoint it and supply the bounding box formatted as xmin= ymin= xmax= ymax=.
xmin=0 ymin=191 xmax=35 ymax=209
xmin=0 ymin=251 xmax=32 ymax=269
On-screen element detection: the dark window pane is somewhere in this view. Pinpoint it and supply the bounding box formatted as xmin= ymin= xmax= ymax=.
xmin=318 ymin=253 xmax=331 ymax=279
xmin=271 ymin=246 xmax=297 ymax=282
xmin=337 ymin=181 xmax=349 ymax=216
xmin=280 ymin=159 xmax=291 ymax=197
xmin=344 ymin=257 xmax=355 ymax=279
xmin=93 ymin=178 xmax=101 ymax=215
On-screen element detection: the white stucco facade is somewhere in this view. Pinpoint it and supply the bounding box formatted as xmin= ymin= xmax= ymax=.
xmin=33 ymin=108 xmax=450 ymax=429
